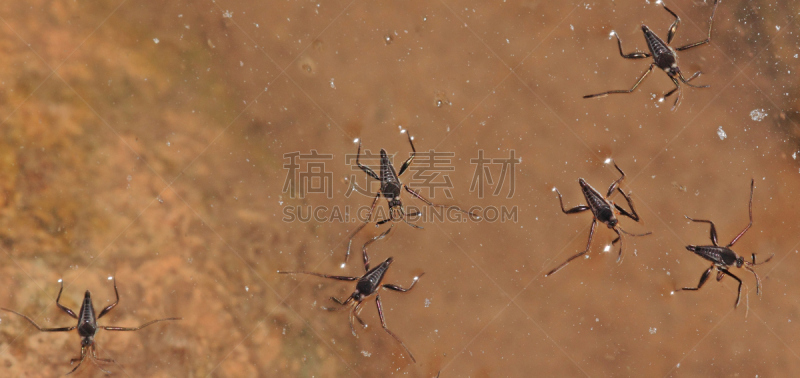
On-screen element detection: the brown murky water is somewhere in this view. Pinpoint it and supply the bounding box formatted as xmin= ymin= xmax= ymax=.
xmin=1 ymin=0 xmax=799 ymax=377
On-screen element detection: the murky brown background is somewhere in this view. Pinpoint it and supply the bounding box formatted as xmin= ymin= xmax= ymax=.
xmin=0 ymin=0 xmax=798 ymax=377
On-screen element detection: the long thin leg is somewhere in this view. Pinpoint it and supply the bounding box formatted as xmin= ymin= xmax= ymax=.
xmin=353 ymin=301 xmax=368 ymax=329
xmin=554 ymin=189 xmax=590 ymax=214
xmin=606 ymin=161 xmax=627 ymax=197
xmin=89 ymin=344 xmax=114 ymax=374
xmin=681 ymin=265 xmax=714 ymax=291
xmin=546 ymin=219 xmax=597 ymax=277
xmin=346 ymin=192 xmax=381 ymax=263
xmin=347 ymin=301 xmax=364 ymax=336
xmin=743 ymin=265 xmax=764 ymax=296
xmin=404 ymin=185 xmax=481 ymax=221
xmin=749 ymin=253 xmax=774 ymax=266
xmin=720 ymin=269 xmax=744 ymax=308
xmin=98 ymin=279 xmax=120 ymax=319
xmin=375 ymin=295 xmax=416 ymax=363
xmin=667 ymin=76 xmax=682 ymax=111
xmin=355 ymin=142 xmax=380 ymax=181
xmin=614 ymin=187 xmax=642 ymax=222
xmin=0 ymin=308 xmax=76 ymax=332
xmin=675 ymin=0 xmax=720 ymax=51
xmin=583 ymin=63 xmax=655 ymax=99
xmin=277 ymin=271 xmax=359 ymax=282
xmin=728 ymin=179 xmax=754 ymax=247
xmin=363 ymin=225 xmax=393 ymax=272
xmin=660 ymin=2 xmax=681 ymax=44
xmin=612 ymin=32 xmax=651 ymax=59
xmin=325 ymin=296 xmax=355 ymax=312
xmin=613 ymin=227 xmax=624 ymax=263
xmin=102 ymin=317 xmax=181 ymax=331
xmin=67 ymin=346 xmax=88 ymax=375
xmin=382 ymin=273 xmax=425 ymax=292
xmin=397 ymin=132 xmax=417 ymax=177
xmin=684 ymin=216 xmax=720 ymax=246
xmin=679 ymin=72 xmax=709 ymax=88
xmin=55 ymin=281 xmax=78 ymax=319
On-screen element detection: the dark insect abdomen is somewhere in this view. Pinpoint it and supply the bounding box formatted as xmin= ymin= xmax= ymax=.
xmin=690 ymin=245 xmax=738 ymax=266
xmin=358 ymin=263 xmax=389 ymax=295
xmin=642 ymin=26 xmax=677 ymax=70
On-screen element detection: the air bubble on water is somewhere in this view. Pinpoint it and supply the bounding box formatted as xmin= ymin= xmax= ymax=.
xmin=717 ymin=126 xmax=727 ymax=140
xmin=670 ymin=291 xmax=675 ymax=295
xmin=361 ymin=350 xmax=372 ymax=357
xmin=157 ymin=197 xmax=164 ymax=203
xmin=222 ymin=10 xmax=233 ymax=18
xmin=153 ymin=38 xmax=160 ymax=44
xmin=750 ymin=109 xmax=767 ymax=121
xmin=424 ymin=298 xmax=431 ymax=307
xmin=552 ymin=187 xmax=557 ymax=192
xmin=595 ymin=318 xmax=599 ymax=322
xmin=604 ymin=158 xmax=612 ymax=164
xmin=400 ymin=129 xmax=407 ymax=134
xmin=340 ymin=263 xmax=346 ymax=269
xmin=108 ymin=276 xmax=113 ymax=281
xmin=127 ymin=175 xmax=133 ymax=182
xmin=413 ymin=276 xmax=419 ymax=281
xmin=603 ymin=245 xmax=611 ymax=252
xmin=776 ymin=25 xmax=781 ymax=31
xmin=609 ymin=30 xmax=616 ymax=39
xmin=330 ymin=78 xmax=335 ymax=89
xmin=353 ymin=138 xmax=359 ymax=143
xmin=245 ymin=286 xmax=249 ymax=292
xmin=58 ymin=278 xmax=63 ymax=283
xmin=649 ymin=327 xmax=657 ymax=335
xmin=166 ymin=141 xmax=171 ymax=146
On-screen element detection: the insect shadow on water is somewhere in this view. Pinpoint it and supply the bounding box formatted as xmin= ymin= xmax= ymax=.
xmin=279 ymin=225 xmax=423 ymax=362
xmin=0 ymin=278 xmax=181 ymax=375
xmin=583 ymin=0 xmax=720 ymax=110
xmin=678 ymin=179 xmax=773 ymax=308
xmin=345 ymin=131 xmax=480 ymax=264
xmin=546 ymin=161 xmax=652 ymax=277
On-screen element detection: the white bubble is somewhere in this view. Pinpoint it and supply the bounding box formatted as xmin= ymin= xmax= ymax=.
xmin=107 ymin=276 xmax=113 ymax=281
xmin=353 ymin=138 xmax=359 ymax=143
xmin=340 ymin=263 xmax=346 ymax=269
xmin=604 ymin=158 xmax=612 ymax=164
xmin=603 ymin=245 xmax=611 ymax=252
xmin=717 ymin=126 xmax=727 ymax=140
xmin=58 ymin=278 xmax=63 ymax=283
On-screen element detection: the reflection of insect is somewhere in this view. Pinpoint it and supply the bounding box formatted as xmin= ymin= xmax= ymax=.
xmin=345 ymin=131 xmax=480 ymax=264
xmin=280 ymin=226 xmax=423 ymax=362
xmin=679 ymin=179 xmax=773 ymax=308
xmin=584 ymin=0 xmax=720 ymax=110
xmin=546 ymin=162 xmax=651 ymax=276
xmin=0 ymin=279 xmax=181 ymax=375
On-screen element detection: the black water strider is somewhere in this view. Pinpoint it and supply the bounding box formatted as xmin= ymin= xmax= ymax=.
xmin=1 ymin=279 xmax=181 ymax=375
xmin=280 ymin=226 xmax=423 ymax=362
xmin=679 ymin=179 xmax=773 ymax=308
xmin=546 ymin=161 xmax=651 ymax=277
xmin=584 ymin=0 xmax=719 ymax=110
xmin=345 ymin=131 xmax=480 ymax=264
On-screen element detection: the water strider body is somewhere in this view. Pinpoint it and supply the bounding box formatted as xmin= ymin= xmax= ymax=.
xmin=679 ymin=179 xmax=773 ymax=308
xmin=1 ymin=279 xmax=181 ymax=375
xmin=584 ymin=0 xmax=720 ymax=110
